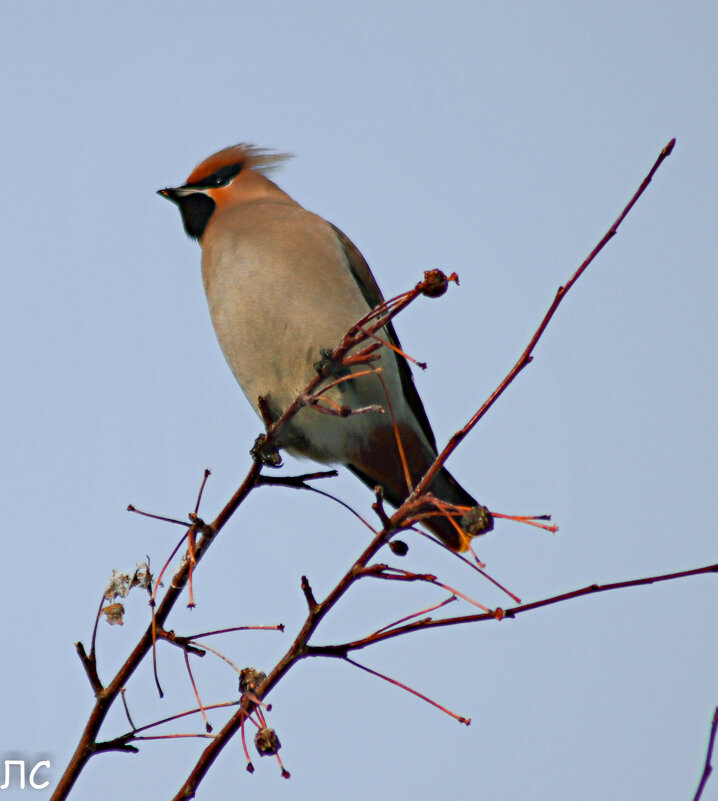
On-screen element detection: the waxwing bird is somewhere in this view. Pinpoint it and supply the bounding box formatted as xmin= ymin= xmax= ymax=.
xmin=158 ymin=144 xmax=491 ymax=551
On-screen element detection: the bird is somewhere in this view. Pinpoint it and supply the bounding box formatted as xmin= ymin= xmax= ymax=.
xmin=158 ymin=143 xmax=491 ymax=551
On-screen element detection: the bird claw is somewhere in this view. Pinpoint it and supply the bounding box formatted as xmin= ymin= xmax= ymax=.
xmin=251 ymin=434 xmax=283 ymax=468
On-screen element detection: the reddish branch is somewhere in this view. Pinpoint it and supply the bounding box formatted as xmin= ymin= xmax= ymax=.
xmin=303 ymin=562 xmax=718 ymax=655
xmin=51 ymin=141 xmax=683 ymax=801
xmin=407 ymin=138 xmax=676 ymax=503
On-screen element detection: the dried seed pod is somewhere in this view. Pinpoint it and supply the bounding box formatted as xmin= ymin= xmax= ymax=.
xmin=461 ymin=505 xmax=494 ymax=536
xmin=239 ymin=667 xmax=267 ymax=694
xmin=389 ymin=539 xmax=409 ymax=556
xmin=255 ymin=727 xmax=281 ymax=756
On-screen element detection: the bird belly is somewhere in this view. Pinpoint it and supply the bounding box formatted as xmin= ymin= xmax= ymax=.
xmin=200 ymin=209 xmax=412 ymax=463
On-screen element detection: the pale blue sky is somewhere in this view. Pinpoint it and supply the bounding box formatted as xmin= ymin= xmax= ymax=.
xmin=2 ymin=2 xmax=717 ymax=799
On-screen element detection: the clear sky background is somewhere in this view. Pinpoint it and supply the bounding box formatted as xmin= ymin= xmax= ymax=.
xmin=2 ymin=2 xmax=717 ymax=799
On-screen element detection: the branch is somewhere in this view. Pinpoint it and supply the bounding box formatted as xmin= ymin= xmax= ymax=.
xmin=343 ymin=656 xmax=470 ymax=725
xmin=304 ymin=562 xmax=718 ymax=654
xmin=74 ymin=641 xmax=102 ymax=695
xmin=693 ymin=706 xmax=718 ymax=801
xmin=173 ymin=555 xmax=715 ymax=798
xmin=407 ymin=138 xmax=676 ymax=504
xmin=256 ymin=470 xmax=338 ymax=489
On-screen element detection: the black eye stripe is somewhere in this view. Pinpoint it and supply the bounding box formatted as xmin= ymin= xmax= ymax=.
xmin=185 ymin=162 xmax=243 ymax=189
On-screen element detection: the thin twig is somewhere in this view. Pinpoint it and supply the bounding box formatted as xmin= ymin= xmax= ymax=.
xmin=126 ymin=701 xmax=239 ymax=738
xmin=183 ymin=647 xmax=212 ymax=732
xmin=74 ymin=641 xmax=102 ymax=695
xmin=194 ymin=469 xmax=211 ymax=515
xmin=302 ymin=485 xmax=379 ymax=533
xmin=344 ymin=656 xmax=470 ymax=725
xmin=412 ymin=527 xmax=521 ymax=602
xmin=301 ymin=576 xmax=318 ymax=611
xmin=372 ymin=595 xmax=458 ymax=636
xmin=189 ymin=639 xmax=243 ymax=676
xmin=119 ymin=688 xmax=136 ymax=731
xmin=406 ymin=138 xmax=676 ymax=506
xmin=256 ymin=470 xmax=338 ymax=488
xmin=306 ymin=562 xmax=718 ymax=654
xmin=693 ymin=706 xmax=718 ymax=801
xmin=88 ymin=593 xmax=106 ymax=663
xmin=185 ymin=625 xmax=285 ymax=639
xmin=257 ymin=470 xmax=378 ymax=532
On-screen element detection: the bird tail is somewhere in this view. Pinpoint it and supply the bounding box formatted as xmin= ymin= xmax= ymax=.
xmin=346 ymin=461 xmax=491 ymax=552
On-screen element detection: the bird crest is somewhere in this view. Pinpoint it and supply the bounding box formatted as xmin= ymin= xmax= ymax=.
xmin=185 ymin=144 xmax=292 ymax=186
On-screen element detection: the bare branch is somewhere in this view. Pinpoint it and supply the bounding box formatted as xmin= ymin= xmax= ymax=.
xmin=256 ymin=470 xmax=338 ymax=489
xmin=305 ymin=562 xmax=718 ymax=654
xmin=407 ymin=138 xmax=676 ymax=505
xmin=693 ymin=706 xmax=718 ymax=801
xmin=300 ymin=576 xmax=318 ymax=612
xmin=74 ymin=641 xmax=102 ymax=695
xmin=343 ymin=656 xmax=471 ymax=725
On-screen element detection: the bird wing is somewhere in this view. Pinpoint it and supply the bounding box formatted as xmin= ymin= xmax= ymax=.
xmin=329 ymin=223 xmax=438 ymax=453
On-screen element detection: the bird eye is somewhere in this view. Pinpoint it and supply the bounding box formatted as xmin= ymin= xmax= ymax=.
xmin=185 ymin=162 xmax=243 ymax=191
xmin=212 ymin=163 xmax=243 ymax=187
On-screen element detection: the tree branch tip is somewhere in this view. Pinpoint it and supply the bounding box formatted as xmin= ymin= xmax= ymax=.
xmin=75 ymin=640 xmax=103 ymax=692
xmin=300 ymin=575 xmax=318 ymax=610
xmin=693 ymin=705 xmax=718 ymax=801
xmin=664 ymin=137 xmax=677 ymax=155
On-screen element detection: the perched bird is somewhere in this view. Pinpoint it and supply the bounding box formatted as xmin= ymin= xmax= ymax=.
xmin=159 ymin=144 xmax=490 ymax=551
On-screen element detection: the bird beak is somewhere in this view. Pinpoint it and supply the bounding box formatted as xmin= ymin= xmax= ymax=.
xmin=157 ymin=187 xmax=180 ymax=202
xmin=157 ymin=185 xmax=203 ymax=202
